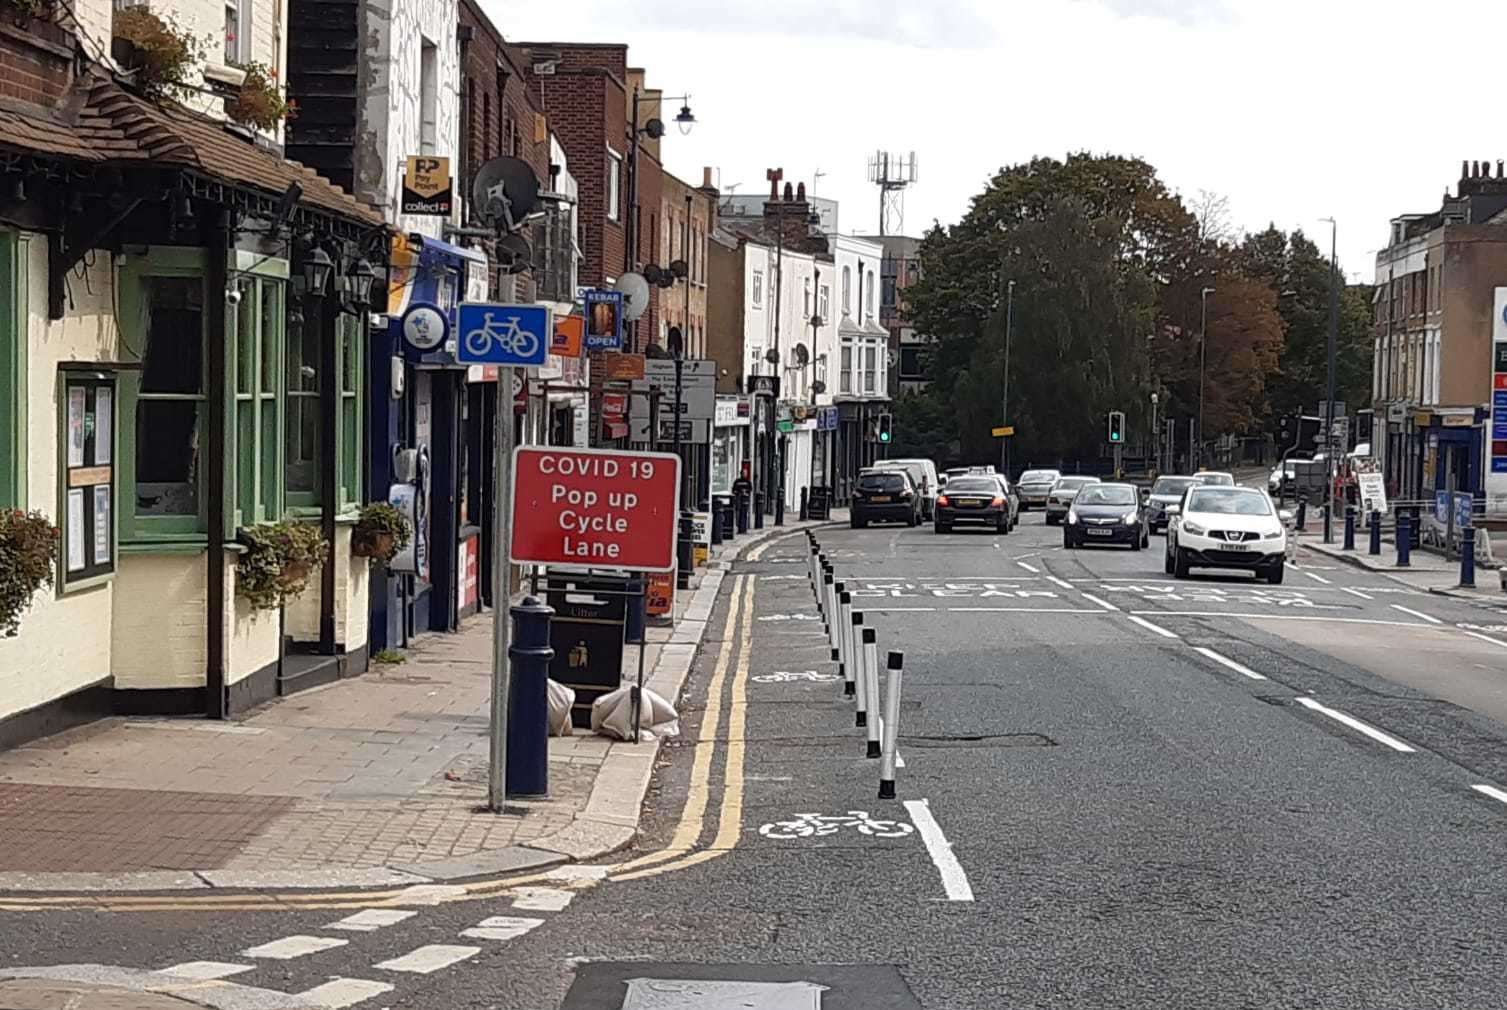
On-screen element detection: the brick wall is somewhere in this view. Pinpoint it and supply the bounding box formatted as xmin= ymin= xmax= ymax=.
xmin=0 ymin=20 xmax=74 ymax=109
xmin=658 ymin=171 xmax=717 ymax=359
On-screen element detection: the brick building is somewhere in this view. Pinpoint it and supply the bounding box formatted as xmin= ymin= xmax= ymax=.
xmin=659 ymin=168 xmax=720 ymax=358
xmin=860 ymin=234 xmax=926 ymax=394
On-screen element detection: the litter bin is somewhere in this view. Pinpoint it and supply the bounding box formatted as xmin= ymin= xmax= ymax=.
xmin=545 ymin=572 xmax=628 ymax=728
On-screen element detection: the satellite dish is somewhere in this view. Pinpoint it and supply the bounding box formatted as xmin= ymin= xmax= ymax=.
xmin=667 ymin=326 xmax=684 ymax=357
xmin=644 ymin=118 xmax=666 ymax=139
xmin=811 ymin=379 xmax=827 ymax=395
xmin=669 ymin=259 xmax=689 ymax=279
xmin=764 ymin=348 xmax=780 ymax=365
xmin=793 ymin=343 xmax=810 ymax=366
xmin=615 ymin=272 xmax=651 ymax=321
xmin=496 ymin=233 xmax=532 ymax=274
xmin=643 ymin=264 xmax=665 ymax=285
xmin=471 ymin=157 xmax=540 ymax=233
xmin=809 ymin=314 xmax=824 ymax=328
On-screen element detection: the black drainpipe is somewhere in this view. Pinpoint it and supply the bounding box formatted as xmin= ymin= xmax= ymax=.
xmin=205 ymin=217 xmax=229 ymax=718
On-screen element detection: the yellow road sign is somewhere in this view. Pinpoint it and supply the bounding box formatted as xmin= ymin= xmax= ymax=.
xmin=991 ymin=425 xmax=1015 ymax=437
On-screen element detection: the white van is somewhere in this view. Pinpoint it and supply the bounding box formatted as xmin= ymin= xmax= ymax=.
xmin=872 ymin=459 xmax=941 ymax=519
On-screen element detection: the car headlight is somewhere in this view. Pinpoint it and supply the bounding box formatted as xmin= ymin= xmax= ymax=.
xmin=1066 ymin=509 xmax=1078 ymax=524
xmin=1262 ymin=527 xmax=1284 ymax=540
xmin=1123 ymin=511 xmax=1139 ymax=525
xmin=1182 ymin=521 xmax=1206 ymax=536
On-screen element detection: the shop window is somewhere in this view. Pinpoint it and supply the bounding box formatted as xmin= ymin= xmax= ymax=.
xmin=863 ymin=343 xmax=877 ymax=394
xmin=285 ymin=304 xmax=320 ymax=504
xmin=0 ymin=230 xmax=23 ymax=510
xmin=123 ymin=270 xmax=207 ymax=538
xmin=840 ymin=342 xmax=853 ymax=394
xmin=339 ymin=313 xmax=363 ymax=508
xmin=233 ymin=276 xmax=286 ymax=526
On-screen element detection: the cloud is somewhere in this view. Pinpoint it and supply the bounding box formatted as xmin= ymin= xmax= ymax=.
xmin=1075 ymin=0 xmax=1238 ymax=27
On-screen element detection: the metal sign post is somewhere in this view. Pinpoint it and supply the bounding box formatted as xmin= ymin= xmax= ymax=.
xmin=488 ymin=365 xmax=515 ymax=813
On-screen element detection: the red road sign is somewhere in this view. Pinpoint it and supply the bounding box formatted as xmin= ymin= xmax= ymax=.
xmin=510 ymin=446 xmax=681 ymax=571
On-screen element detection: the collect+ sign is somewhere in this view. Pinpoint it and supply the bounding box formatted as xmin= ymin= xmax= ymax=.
xmin=509 ymin=447 xmax=681 ymax=570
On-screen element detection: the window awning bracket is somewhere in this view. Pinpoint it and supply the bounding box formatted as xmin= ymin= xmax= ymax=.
xmin=48 ymin=197 xmax=143 ymax=320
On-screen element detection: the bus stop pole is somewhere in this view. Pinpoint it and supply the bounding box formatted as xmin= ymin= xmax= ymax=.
xmin=488 ymin=366 xmax=516 ymax=813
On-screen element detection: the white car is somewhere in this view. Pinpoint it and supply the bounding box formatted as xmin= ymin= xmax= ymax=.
xmin=1164 ymin=485 xmax=1291 ymax=584
xmin=1044 ymin=475 xmax=1101 ymax=525
xmin=1016 ymin=469 xmax=1062 ymax=510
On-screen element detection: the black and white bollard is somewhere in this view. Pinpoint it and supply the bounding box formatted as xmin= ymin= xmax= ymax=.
xmin=839 ymin=591 xmax=856 ymax=697
xmin=863 ymin=627 xmax=881 ymax=758
xmin=852 ymin=610 xmax=867 ymax=728
xmin=824 ymin=572 xmax=838 ymax=656
xmin=878 ymin=650 xmax=905 ymax=799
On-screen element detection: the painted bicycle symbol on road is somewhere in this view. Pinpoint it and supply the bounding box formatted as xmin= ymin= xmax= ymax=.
xmin=759 ymin=810 xmax=914 ymax=839
xmin=751 ymin=670 xmax=841 ymax=684
xmin=464 ymin=312 xmax=540 ymax=361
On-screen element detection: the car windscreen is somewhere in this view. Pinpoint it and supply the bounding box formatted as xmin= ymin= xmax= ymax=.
xmin=1187 ymin=489 xmax=1272 ymax=515
xmin=1020 ymin=471 xmax=1058 ymax=483
xmin=1054 ymin=477 xmax=1096 ymax=490
xmin=945 ymin=479 xmax=997 ymax=494
xmin=1197 ymin=473 xmax=1235 ymax=486
xmin=1152 ymin=478 xmax=1199 ymax=496
xmin=858 ymin=472 xmax=908 ymax=492
xmin=1077 ymin=486 xmax=1137 ymax=506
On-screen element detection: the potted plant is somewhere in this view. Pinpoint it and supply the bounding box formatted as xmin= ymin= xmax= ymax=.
xmin=352 ymin=502 xmax=410 ymax=562
xmin=0 ymin=509 xmax=59 ymax=636
xmin=225 ymin=61 xmax=293 ymax=131
xmin=4 ymin=0 xmax=58 ymax=20
xmin=111 ymin=6 xmax=205 ymax=99
xmin=236 ymin=520 xmax=329 ymax=612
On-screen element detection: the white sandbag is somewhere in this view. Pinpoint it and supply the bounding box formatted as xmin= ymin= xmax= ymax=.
xmin=591 ymin=685 xmax=679 ymax=741
xmin=547 ymin=679 xmax=576 ymax=737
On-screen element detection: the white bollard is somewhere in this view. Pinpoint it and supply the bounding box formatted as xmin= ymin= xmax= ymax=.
xmin=839 ymin=591 xmax=856 ymax=698
xmin=823 ymin=571 xmax=837 ymax=655
xmin=863 ymin=627 xmax=881 ymax=758
xmin=852 ymin=610 xmax=867 ymax=728
xmin=809 ymin=543 xmax=820 ymax=602
xmin=878 ymin=650 xmax=905 ymax=798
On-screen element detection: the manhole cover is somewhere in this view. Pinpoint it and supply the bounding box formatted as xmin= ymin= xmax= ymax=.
xmin=563 ymin=964 xmax=922 ymax=1010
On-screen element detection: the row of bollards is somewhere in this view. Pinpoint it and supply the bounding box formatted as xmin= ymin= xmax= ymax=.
xmin=805 ymin=528 xmax=905 ymax=799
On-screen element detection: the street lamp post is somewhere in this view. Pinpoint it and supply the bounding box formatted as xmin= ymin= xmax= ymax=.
xmin=1000 ymin=276 xmax=1015 ymax=477
xmin=1150 ymin=391 xmax=1159 ymax=474
xmin=1197 ymin=286 xmax=1214 ymax=470
xmin=626 ymin=88 xmax=695 ymax=350
xmin=1321 ymin=216 xmax=1339 ymax=544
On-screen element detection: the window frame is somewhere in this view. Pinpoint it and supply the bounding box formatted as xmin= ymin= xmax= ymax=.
xmin=0 ymin=230 xmax=26 ymax=510
xmin=117 ymin=248 xmax=211 ymax=544
xmin=230 ymin=255 xmax=290 ymax=528
xmin=752 ymin=269 xmax=763 ymax=307
xmin=607 ymin=148 xmax=623 ymax=222
xmin=224 ymin=0 xmax=250 ymax=66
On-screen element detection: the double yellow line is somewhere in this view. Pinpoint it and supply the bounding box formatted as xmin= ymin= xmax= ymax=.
xmin=612 ymin=574 xmax=754 ymax=881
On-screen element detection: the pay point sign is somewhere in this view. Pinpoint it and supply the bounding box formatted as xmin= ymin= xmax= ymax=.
xmin=510 ymin=447 xmax=681 ymax=571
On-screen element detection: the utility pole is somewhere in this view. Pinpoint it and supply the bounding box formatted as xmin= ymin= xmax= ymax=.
xmin=1322 ymin=217 xmax=1339 ymax=544
xmin=1150 ymin=392 xmax=1159 ymax=474
xmin=1000 ymin=274 xmax=1014 ymax=477
xmin=1198 ymin=286 xmax=1214 ymax=470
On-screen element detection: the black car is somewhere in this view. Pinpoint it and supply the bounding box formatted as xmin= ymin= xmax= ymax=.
xmin=1063 ymin=482 xmax=1150 ymax=550
xmin=851 ymin=469 xmax=922 ymax=528
xmin=934 ymin=476 xmax=1011 ymax=533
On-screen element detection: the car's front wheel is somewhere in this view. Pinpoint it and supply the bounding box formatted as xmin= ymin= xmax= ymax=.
xmin=1265 ymin=562 xmax=1285 ymax=585
xmin=1163 ymin=546 xmax=1175 ymax=575
xmin=1173 ymin=547 xmax=1191 ymax=579
xmin=1046 ymin=514 xmax=1059 ymax=526
xmin=1130 ymin=532 xmax=1141 ymax=551
xmin=1063 ymin=532 xmax=1074 ymax=549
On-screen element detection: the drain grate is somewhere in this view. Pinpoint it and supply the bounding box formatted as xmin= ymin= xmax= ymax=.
xmin=902 ymin=732 xmax=1055 ymax=748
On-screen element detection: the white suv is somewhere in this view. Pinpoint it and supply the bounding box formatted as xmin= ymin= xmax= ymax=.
xmin=1165 ymin=485 xmax=1290 ymax=584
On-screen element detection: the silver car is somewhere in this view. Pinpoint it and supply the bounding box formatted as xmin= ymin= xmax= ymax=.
xmin=1044 ymin=475 xmax=1101 ymax=525
xmin=1145 ymin=475 xmax=1202 ymax=533
xmin=1016 ymin=469 xmax=1061 ymax=510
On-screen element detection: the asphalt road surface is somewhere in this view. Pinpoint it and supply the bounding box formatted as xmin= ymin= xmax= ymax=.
xmin=8 ymin=513 xmax=1507 ymax=1008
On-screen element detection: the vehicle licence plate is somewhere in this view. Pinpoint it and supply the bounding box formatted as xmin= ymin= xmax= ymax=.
xmin=1223 ymin=542 xmax=1250 ymax=551
xmin=871 ymin=496 xmax=891 ymax=503
xmin=961 ymin=499 xmax=982 ymax=506
xmin=1086 ymin=528 xmax=1112 ymax=536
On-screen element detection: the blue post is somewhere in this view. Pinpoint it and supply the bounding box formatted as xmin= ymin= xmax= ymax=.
xmin=506 ymin=596 xmax=554 ymax=797
xmin=710 ymin=500 xmax=724 ymax=545
xmin=1368 ymin=510 xmax=1381 ymax=555
xmin=1296 ymin=498 xmax=1308 ymax=532
xmin=624 ymin=573 xmax=645 ymax=645
xmin=737 ymin=490 xmax=750 ymax=534
xmin=1343 ymin=505 xmax=1356 ymax=551
xmin=1396 ymin=511 xmax=1412 ymax=568
xmin=1462 ymin=525 xmax=1477 ymax=588
xmin=754 ymin=492 xmax=764 ymax=530
xmin=677 ymin=510 xmax=694 ymax=590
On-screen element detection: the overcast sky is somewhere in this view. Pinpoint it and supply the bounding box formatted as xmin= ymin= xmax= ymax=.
xmin=488 ymin=0 xmax=1502 ymax=281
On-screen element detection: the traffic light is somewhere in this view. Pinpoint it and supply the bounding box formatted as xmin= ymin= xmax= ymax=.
xmin=877 ymin=414 xmax=892 ymax=444
xmin=1107 ymin=411 xmax=1125 ymax=443
xmin=1278 ymin=414 xmax=1294 ymax=446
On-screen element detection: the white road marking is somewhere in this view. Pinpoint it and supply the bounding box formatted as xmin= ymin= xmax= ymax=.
xmin=545 ymin=864 xmax=613 ymax=882
xmin=508 ymin=885 xmax=574 ymax=911
xmin=460 ymin=915 xmax=545 ymax=941
xmin=1192 ymin=646 xmax=1266 ymax=681
xmin=1046 ymin=575 xmax=1074 ymax=590
xmin=1127 ymin=610 xmax=1439 ymax=628
xmin=156 ymin=962 xmax=254 ymax=980
xmin=1464 ymin=630 xmax=1507 ymax=650
xmin=902 ymin=799 xmax=974 ymax=902
xmin=1302 ymin=570 xmax=1333 ymax=585
xmin=374 ymin=944 xmax=481 ymax=975
xmin=1390 ymin=604 xmax=1443 ymax=625
xmin=241 ymin=935 xmax=349 ymax=960
xmin=1081 ymin=593 xmax=1119 ymax=611
xmin=1294 ymin=697 xmax=1416 ymax=752
xmin=296 ymin=977 xmax=395 ymax=1008
xmin=391 ymin=884 xmax=468 ymax=905
xmin=1126 ymin=614 xmax=1178 ymax=639
xmin=946 ymin=607 xmax=1099 ymax=614
xmin=866 ymin=606 xmax=938 ymax=612
xmin=1471 ymin=784 xmax=1507 ymax=805
xmin=326 ymin=909 xmax=417 ymax=932
xmin=1342 ymin=587 xmax=1373 ymax=600
xmin=1016 ymin=561 xmax=1040 ymax=573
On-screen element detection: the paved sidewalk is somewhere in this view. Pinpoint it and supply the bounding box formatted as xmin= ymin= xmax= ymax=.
xmin=1302 ymin=532 xmax=1505 ymax=604
xmin=0 ymin=517 xmax=834 ymax=893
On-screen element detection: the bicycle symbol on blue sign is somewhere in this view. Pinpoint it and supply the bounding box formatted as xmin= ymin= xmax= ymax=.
xmin=456 ymin=303 xmax=551 ymax=367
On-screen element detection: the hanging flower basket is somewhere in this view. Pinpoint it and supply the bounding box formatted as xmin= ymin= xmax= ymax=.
xmin=237 ymin=520 xmax=329 ymax=612
xmin=225 ymin=61 xmax=293 ymax=131
xmin=351 ymin=502 xmax=410 ymax=563
xmin=111 ymin=6 xmax=206 ymax=99
xmin=3 ymin=0 xmax=59 ymax=22
xmin=0 ymin=509 xmax=59 ymax=637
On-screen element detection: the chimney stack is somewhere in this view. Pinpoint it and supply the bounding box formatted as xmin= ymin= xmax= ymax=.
xmin=796 ymin=182 xmax=806 ymax=202
xmin=703 ymin=166 xmax=714 ymax=188
xmin=1462 ymin=159 xmax=1470 ymax=181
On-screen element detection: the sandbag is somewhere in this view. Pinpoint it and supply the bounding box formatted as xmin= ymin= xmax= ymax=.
xmin=547 ymin=679 xmax=576 ymax=737
xmin=590 ymin=685 xmax=679 ymax=741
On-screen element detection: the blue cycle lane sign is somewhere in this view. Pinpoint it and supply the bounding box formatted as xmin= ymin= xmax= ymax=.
xmin=456 ymin=303 xmax=552 ymax=367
